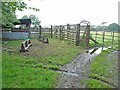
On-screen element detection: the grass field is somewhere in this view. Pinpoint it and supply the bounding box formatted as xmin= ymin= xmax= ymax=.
xmin=2 ymin=38 xmax=85 ymax=88
xmin=89 ymin=31 xmax=119 ymax=49
xmin=2 ymin=30 xmax=119 ymax=88
xmin=85 ymin=49 xmax=118 ymax=88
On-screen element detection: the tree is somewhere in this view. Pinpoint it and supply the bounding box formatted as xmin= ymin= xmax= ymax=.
xmin=22 ymin=14 xmax=40 ymax=28
xmin=22 ymin=15 xmax=29 ymax=19
xmin=1 ymin=1 xmax=40 ymax=28
xmin=95 ymin=25 xmax=108 ymax=31
xmin=95 ymin=25 xmax=103 ymax=31
xmin=90 ymin=25 xmax=96 ymax=31
xmin=29 ymin=15 xmax=40 ymax=28
xmin=108 ymin=23 xmax=119 ymax=32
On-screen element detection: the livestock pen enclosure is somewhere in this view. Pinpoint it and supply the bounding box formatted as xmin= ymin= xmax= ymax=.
xmin=2 ymin=29 xmax=119 ymax=88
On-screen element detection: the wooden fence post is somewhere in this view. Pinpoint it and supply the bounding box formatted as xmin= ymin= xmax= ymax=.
xmin=95 ymin=31 xmax=97 ymax=41
xmin=85 ymin=24 xmax=90 ymax=48
xmin=67 ymin=24 xmax=70 ymax=40
xmin=51 ymin=25 xmax=53 ymax=38
xmin=112 ymin=32 xmax=114 ymax=49
xmin=56 ymin=26 xmax=58 ymax=39
xmin=39 ymin=25 xmax=42 ymax=36
xmin=59 ymin=25 xmax=62 ymax=40
xmin=61 ymin=26 xmax=64 ymax=40
xmin=118 ymin=32 xmax=120 ymax=50
xmin=27 ymin=24 xmax=31 ymax=38
xmin=102 ymin=30 xmax=105 ymax=50
xmin=76 ymin=24 xmax=80 ymax=46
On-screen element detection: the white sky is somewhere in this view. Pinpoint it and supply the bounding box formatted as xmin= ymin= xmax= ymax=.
xmin=16 ymin=0 xmax=120 ymax=26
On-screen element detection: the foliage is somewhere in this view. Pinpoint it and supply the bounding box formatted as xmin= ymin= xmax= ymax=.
xmin=107 ymin=23 xmax=120 ymax=32
xmin=95 ymin=23 xmax=120 ymax=32
xmin=21 ymin=15 xmax=29 ymax=19
xmin=90 ymin=28 xmax=96 ymax=31
xmin=1 ymin=1 xmax=40 ymax=27
xmin=95 ymin=25 xmax=108 ymax=31
xmin=21 ymin=14 xmax=41 ymax=28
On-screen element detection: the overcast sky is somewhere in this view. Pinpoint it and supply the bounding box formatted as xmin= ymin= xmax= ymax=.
xmin=16 ymin=0 xmax=120 ymax=26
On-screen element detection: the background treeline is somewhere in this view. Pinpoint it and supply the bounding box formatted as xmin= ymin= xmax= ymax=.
xmin=91 ymin=23 xmax=120 ymax=32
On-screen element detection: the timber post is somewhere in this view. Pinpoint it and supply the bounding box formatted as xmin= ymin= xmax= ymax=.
xmin=51 ymin=25 xmax=53 ymax=38
xmin=27 ymin=24 xmax=31 ymax=38
xmin=39 ymin=25 xmax=42 ymax=36
xmin=76 ymin=24 xmax=80 ymax=46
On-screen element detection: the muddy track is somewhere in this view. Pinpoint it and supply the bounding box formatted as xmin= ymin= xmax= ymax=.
xmin=56 ymin=53 xmax=97 ymax=88
xmin=56 ymin=48 xmax=119 ymax=88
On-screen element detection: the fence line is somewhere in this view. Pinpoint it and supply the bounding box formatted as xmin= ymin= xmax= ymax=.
xmin=90 ymin=31 xmax=119 ymax=48
xmin=39 ymin=24 xmax=119 ymax=48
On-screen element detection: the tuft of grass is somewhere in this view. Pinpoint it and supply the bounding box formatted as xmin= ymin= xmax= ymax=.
xmin=85 ymin=49 xmax=118 ymax=88
xmin=88 ymin=73 xmax=115 ymax=87
xmin=46 ymin=65 xmax=61 ymax=71
xmin=86 ymin=79 xmax=111 ymax=88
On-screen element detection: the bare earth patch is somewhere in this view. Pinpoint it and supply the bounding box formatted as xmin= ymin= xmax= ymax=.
xmin=57 ymin=50 xmax=119 ymax=88
xmin=57 ymin=53 xmax=97 ymax=88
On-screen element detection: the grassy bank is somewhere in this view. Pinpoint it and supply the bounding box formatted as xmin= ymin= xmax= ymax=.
xmin=2 ymin=38 xmax=85 ymax=88
xmin=85 ymin=49 xmax=118 ymax=88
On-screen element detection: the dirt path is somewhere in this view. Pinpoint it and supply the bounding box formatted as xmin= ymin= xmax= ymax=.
xmin=56 ymin=48 xmax=119 ymax=88
xmin=57 ymin=53 xmax=97 ymax=88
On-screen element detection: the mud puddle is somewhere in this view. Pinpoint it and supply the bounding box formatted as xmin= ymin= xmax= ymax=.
xmin=86 ymin=46 xmax=111 ymax=55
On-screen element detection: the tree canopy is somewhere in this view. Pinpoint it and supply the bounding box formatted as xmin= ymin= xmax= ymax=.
xmin=21 ymin=14 xmax=40 ymax=28
xmin=94 ymin=23 xmax=119 ymax=32
xmin=107 ymin=23 xmax=120 ymax=32
xmin=1 ymin=1 xmax=40 ymax=27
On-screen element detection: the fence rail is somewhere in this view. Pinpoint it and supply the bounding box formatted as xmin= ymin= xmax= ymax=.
xmin=39 ymin=24 xmax=119 ymax=48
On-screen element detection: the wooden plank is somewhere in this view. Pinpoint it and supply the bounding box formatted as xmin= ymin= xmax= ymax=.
xmin=90 ymin=36 xmax=99 ymax=44
xmin=76 ymin=24 xmax=80 ymax=46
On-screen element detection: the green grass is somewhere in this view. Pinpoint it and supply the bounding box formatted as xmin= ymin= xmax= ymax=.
xmin=85 ymin=49 xmax=118 ymax=88
xmin=2 ymin=33 xmax=118 ymax=88
xmin=89 ymin=31 xmax=118 ymax=49
xmin=86 ymin=79 xmax=111 ymax=88
xmin=90 ymin=50 xmax=117 ymax=77
xmin=2 ymin=38 xmax=85 ymax=88
xmin=2 ymin=51 xmax=59 ymax=88
xmin=0 ymin=42 xmax=2 ymax=89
